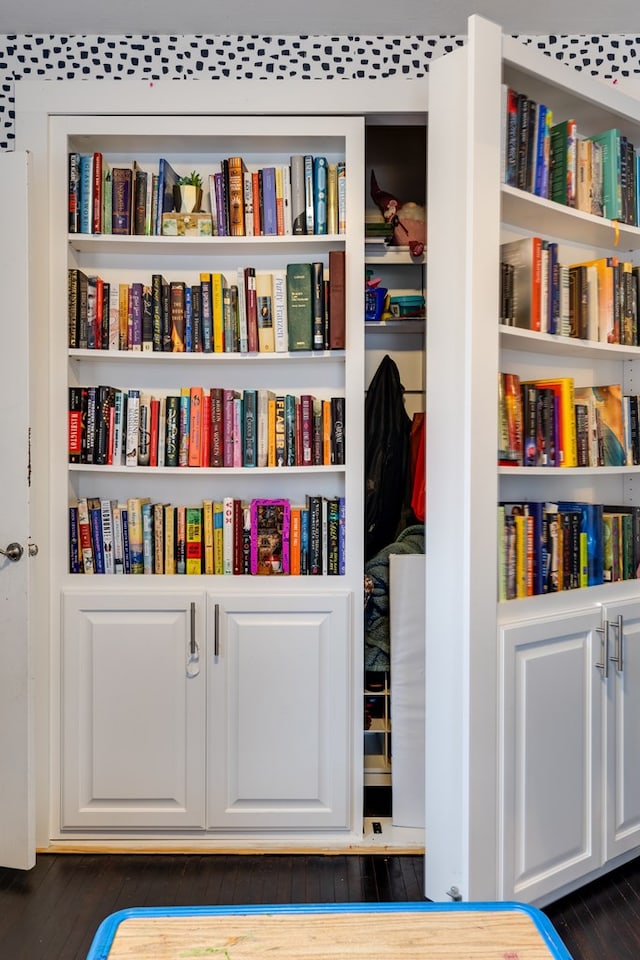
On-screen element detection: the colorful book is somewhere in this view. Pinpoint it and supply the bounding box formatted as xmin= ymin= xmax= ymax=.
xmin=250 ymin=498 xmax=290 ymax=575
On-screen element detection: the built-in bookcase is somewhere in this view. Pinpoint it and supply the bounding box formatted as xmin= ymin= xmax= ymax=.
xmin=427 ymin=14 xmax=640 ymax=906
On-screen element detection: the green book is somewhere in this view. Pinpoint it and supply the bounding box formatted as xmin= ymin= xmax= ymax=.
xmin=549 ymin=118 xmax=576 ymax=207
xmin=589 ymin=128 xmax=623 ymax=222
xmin=286 ymin=262 xmax=313 ymax=351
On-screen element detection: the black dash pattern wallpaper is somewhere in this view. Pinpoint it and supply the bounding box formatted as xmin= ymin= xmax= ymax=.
xmin=0 ymin=32 xmax=637 ymax=151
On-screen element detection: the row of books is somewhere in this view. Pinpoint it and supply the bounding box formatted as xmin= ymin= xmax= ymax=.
xmin=69 ymin=385 xmax=346 ymax=470
xmin=499 ymin=375 xmax=640 ymax=469
xmin=498 ymin=500 xmax=640 ymax=601
xmin=68 ymin=254 xmax=346 ymax=353
xmin=500 ymin=236 xmax=640 ymax=345
xmin=68 ymin=152 xmax=346 ymax=238
xmin=69 ymin=495 xmax=345 ymax=576
xmin=503 ymin=85 xmax=637 ymax=224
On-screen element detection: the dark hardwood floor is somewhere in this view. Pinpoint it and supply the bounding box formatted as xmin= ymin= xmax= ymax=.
xmin=0 ymin=851 xmax=639 ymax=959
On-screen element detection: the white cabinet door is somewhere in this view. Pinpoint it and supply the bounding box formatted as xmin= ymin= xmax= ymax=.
xmin=207 ymin=591 xmax=351 ymax=829
xmin=603 ymin=597 xmax=640 ymax=862
xmin=61 ymin=591 xmax=206 ymax=829
xmin=500 ymin=608 xmax=604 ymax=902
xmin=0 ymin=151 xmax=34 ymax=869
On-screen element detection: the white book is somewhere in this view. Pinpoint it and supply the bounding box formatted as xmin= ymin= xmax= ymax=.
xmin=125 ymin=389 xmax=140 ymax=466
xmin=272 ymin=267 xmax=289 ymax=353
xmin=100 ymin=498 xmax=115 ymax=574
xmin=142 ymin=501 xmax=154 ymax=575
xmin=236 ymin=266 xmax=248 ymax=353
xmin=112 ymin=389 xmax=126 ymax=465
xmin=112 ymin=502 xmax=124 ymax=574
xmin=257 ymin=388 xmax=275 ymax=468
xmin=223 ymin=496 xmax=234 ymax=575
xmin=243 ymin=169 xmax=254 ymax=236
xmin=586 ymin=264 xmax=599 ymax=342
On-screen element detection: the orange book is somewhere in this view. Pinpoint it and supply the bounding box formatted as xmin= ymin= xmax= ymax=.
xmin=227 ymin=156 xmax=246 ymax=236
xmin=569 ymin=256 xmax=618 ymax=344
xmin=188 ymin=386 xmax=203 ymax=467
xmin=323 ymin=398 xmax=332 ymax=465
xmin=118 ymin=283 xmax=129 ymax=350
xmin=251 ymin=170 xmax=261 ymax=235
xmin=290 ymin=506 xmax=301 ymax=576
xmin=522 ymin=377 xmax=577 ymax=467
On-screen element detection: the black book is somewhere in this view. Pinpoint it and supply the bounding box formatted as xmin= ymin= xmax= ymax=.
xmin=331 ymin=396 xmax=346 ymax=465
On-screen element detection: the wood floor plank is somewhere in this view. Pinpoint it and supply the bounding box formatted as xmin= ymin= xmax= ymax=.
xmin=2 ymin=853 xmax=640 ymax=960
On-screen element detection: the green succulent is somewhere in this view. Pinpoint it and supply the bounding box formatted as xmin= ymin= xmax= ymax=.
xmin=177 ymin=170 xmax=203 ymax=188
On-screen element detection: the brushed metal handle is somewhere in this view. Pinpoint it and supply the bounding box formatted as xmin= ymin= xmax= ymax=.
xmin=609 ymin=615 xmax=624 ymax=673
xmin=595 ymin=621 xmax=609 ymax=679
xmin=186 ymin=601 xmax=199 ymax=678
xmin=0 ymin=541 xmax=23 ymax=562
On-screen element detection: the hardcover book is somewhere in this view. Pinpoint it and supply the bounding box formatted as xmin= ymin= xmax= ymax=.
xmin=250 ymin=498 xmax=290 ymax=575
xmin=286 ymin=262 xmax=313 ymax=350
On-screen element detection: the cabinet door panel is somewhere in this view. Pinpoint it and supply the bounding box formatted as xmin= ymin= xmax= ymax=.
xmin=500 ymin=609 xmax=603 ymax=902
xmin=61 ymin=591 xmax=205 ymax=829
xmin=604 ymin=598 xmax=640 ymax=861
xmin=207 ymin=592 xmax=350 ymax=829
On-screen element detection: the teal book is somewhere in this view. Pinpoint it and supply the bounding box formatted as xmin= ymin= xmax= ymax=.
xmin=589 ymin=128 xmax=623 ymax=221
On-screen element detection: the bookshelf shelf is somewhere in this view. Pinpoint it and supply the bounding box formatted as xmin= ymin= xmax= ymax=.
xmin=68 ymin=233 xmax=346 ymax=257
xmin=68 ymin=463 xmax=348 ymax=476
xmin=500 ymin=324 xmax=640 ymax=361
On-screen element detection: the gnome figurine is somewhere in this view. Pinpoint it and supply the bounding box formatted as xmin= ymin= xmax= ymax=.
xmin=370 ymin=170 xmax=426 ymax=257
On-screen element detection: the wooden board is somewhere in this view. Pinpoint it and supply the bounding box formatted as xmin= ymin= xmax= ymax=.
xmin=87 ymin=903 xmax=573 ymax=960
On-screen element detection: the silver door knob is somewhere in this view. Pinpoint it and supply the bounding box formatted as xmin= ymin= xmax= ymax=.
xmin=0 ymin=542 xmax=24 ymax=562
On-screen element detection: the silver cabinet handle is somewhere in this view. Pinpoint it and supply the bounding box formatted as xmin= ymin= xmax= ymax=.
xmin=595 ymin=620 xmax=609 ymax=679
xmin=186 ymin=601 xmax=200 ymax=678
xmin=609 ymin=614 xmax=624 ymax=673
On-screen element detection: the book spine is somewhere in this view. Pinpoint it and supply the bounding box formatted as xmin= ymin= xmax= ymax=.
xmin=272 ymin=268 xmax=289 ymax=353
xmin=153 ymin=502 xmax=164 ymax=574
xmin=223 ymin=496 xmax=234 ymax=575
xmin=243 ymin=389 xmax=257 ymax=468
xmin=261 ymin=166 xmax=278 ymax=236
xmin=313 ymin=156 xmax=328 ymax=235
xmin=286 ymin=262 xmax=313 ymax=350
xmin=312 ymin=261 xmax=325 ymax=350
xmin=203 ymin=500 xmax=214 ymax=575
xmin=304 ymin=155 xmax=315 ymax=234
xmin=68 ymin=505 xmax=81 ymax=573
xmin=227 ymin=156 xmax=246 ymax=236
xmin=111 ymin=167 xmax=132 ymax=235
xmin=176 ymin=505 xmax=186 ymax=575
xmin=164 ymin=395 xmax=180 ymax=467
xmin=186 ymin=506 xmax=202 ymax=574
xmin=178 ymin=388 xmax=191 ymax=468
xmin=142 ymin=502 xmax=155 ymax=575
xmin=89 ymin=500 xmax=105 ymax=574
xmin=290 ymin=155 xmax=306 ymax=235
xmin=125 ymin=389 xmax=140 ymax=466
xmin=68 ymin=152 xmax=81 ymax=233
xmin=328 ymin=250 xmax=346 ymax=349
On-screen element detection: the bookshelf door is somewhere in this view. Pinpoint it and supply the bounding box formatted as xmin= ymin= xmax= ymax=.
xmin=0 ymin=152 xmax=34 ymax=869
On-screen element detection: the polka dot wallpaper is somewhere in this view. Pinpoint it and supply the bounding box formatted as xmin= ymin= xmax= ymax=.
xmin=0 ymin=32 xmax=636 ymax=151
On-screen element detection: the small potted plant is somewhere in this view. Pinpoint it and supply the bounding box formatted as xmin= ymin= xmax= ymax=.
xmin=173 ymin=170 xmax=203 ymax=213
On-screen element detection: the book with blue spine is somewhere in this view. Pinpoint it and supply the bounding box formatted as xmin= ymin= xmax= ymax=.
xmin=155 ymin=157 xmax=181 ymax=235
xmin=313 ymin=156 xmax=328 ymax=235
